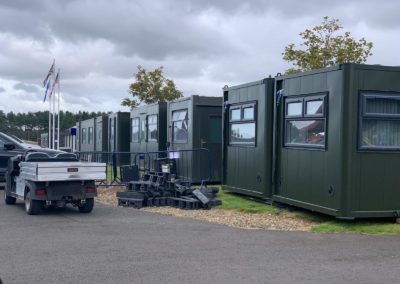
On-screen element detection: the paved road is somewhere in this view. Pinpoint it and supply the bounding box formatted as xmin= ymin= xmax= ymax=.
xmin=0 ymin=200 xmax=400 ymax=284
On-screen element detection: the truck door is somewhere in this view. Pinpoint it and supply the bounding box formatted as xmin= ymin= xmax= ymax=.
xmin=0 ymin=137 xmax=20 ymax=185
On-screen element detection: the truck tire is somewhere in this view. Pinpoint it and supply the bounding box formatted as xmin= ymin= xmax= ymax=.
xmin=78 ymin=198 xmax=94 ymax=213
xmin=25 ymin=190 xmax=42 ymax=215
xmin=4 ymin=189 xmax=16 ymax=205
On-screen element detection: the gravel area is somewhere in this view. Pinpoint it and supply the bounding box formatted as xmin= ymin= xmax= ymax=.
xmin=96 ymin=187 xmax=318 ymax=231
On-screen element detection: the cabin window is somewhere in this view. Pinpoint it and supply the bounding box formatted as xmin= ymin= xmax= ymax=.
xmin=131 ymin=118 xmax=140 ymax=142
xmin=172 ymin=109 xmax=188 ymax=143
xmin=88 ymin=127 xmax=93 ymax=144
xmin=305 ymin=99 xmax=324 ymax=116
xmin=284 ymin=94 xmax=327 ymax=148
xmin=147 ymin=115 xmax=158 ymax=142
xmin=230 ymin=123 xmax=256 ymax=144
xmin=140 ymin=119 xmax=146 ymax=142
xmin=229 ymin=102 xmax=257 ymax=146
xmin=230 ymin=108 xmax=241 ymax=121
xmin=98 ymin=129 xmax=102 ymax=141
xmin=243 ymin=106 xmax=255 ymax=120
xmin=360 ymin=92 xmax=400 ymax=150
xmin=286 ymin=101 xmax=302 ymax=117
xmin=81 ymin=128 xmax=87 ymax=145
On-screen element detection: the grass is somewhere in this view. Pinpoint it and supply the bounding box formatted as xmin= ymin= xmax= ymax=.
xmin=106 ymin=165 xmax=121 ymax=184
xmin=216 ymin=188 xmax=400 ymax=234
xmin=312 ymin=219 xmax=400 ymax=235
xmin=215 ymin=190 xmax=281 ymax=214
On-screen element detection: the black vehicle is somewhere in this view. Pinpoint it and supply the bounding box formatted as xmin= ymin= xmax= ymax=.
xmin=0 ymin=132 xmax=60 ymax=188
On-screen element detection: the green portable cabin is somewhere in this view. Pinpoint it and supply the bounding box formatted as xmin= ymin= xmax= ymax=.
xmin=222 ymin=78 xmax=275 ymax=199
xmin=108 ymin=112 xmax=130 ymax=165
xmin=168 ymin=95 xmax=223 ymax=183
xmin=95 ymin=115 xmax=109 ymax=153
xmin=79 ymin=118 xmax=96 ymax=152
xmin=75 ymin=122 xmax=81 ymax=152
xmin=130 ymin=102 xmax=168 ymax=155
xmin=273 ymin=63 xmax=400 ymax=219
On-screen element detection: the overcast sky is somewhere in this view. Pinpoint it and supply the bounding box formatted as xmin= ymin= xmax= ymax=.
xmin=0 ymin=0 xmax=399 ymax=113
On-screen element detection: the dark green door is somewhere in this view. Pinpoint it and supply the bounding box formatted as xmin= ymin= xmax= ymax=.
xmin=199 ymin=107 xmax=222 ymax=182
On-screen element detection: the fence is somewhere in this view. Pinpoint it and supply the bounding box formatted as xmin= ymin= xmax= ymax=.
xmin=76 ymin=148 xmax=213 ymax=186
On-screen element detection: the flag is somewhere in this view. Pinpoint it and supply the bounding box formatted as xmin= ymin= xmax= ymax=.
xmin=49 ymin=70 xmax=60 ymax=98
xmin=43 ymin=79 xmax=51 ymax=102
xmin=43 ymin=60 xmax=55 ymax=87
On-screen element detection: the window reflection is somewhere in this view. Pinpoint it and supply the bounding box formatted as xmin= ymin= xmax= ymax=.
xmin=230 ymin=108 xmax=241 ymax=120
xmin=148 ymin=115 xmax=158 ymax=142
xmin=284 ymin=94 xmax=326 ymax=148
xmin=361 ymin=93 xmax=400 ymax=149
xmin=230 ymin=123 xmax=255 ymax=144
xmin=286 ymin=120 xmax=325 ymax=145
xmin=172 ymin=109 xmax=189 ymax=143
xmin=306 ymin=100 xmax=324 ymax=115
xmin=243 ymin=107 xmax=254 ymax=120
xmin=287 ymin=102 xmax=302 ymax=116
xmin=131 ymin=118 xmax=140 ymax=142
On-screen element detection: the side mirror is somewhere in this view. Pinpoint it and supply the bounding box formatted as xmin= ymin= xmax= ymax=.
xmin=3 ymin=143 xmax=16 ymax=151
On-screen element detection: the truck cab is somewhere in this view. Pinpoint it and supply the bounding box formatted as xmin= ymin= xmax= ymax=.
xmin=0 ymin=132 xmax=59 ymax=188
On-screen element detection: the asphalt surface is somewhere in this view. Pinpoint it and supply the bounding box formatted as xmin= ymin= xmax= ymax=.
xmin=1 ymin=199 xmax=400 ymax=284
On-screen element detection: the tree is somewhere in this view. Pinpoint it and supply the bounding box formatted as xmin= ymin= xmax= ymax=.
xmin=282 ymin=17 xmax=373 ymax=74
xmin=122 ymin=66 xmax=183 ymax=109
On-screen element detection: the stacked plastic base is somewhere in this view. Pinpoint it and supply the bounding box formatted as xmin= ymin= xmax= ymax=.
xmin=116 ymin=171 xmax=222 ymax=210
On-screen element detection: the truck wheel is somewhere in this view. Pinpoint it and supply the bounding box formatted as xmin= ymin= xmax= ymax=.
xmin=25 ymin=191 xmax=42 ymax=215
xmin=78 ymin=198 xmax=94 ymax=213
xmin=4 ymin=190 xmax=16 ymax=205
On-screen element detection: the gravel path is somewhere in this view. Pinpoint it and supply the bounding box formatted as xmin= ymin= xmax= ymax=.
xmin=97 ymin=187 xmax=318 ymax=231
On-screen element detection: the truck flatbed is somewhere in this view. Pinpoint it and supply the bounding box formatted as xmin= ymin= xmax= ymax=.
xmin=4 ymin=151 xmax=106 ymax=215
xmin=19 ymin=161 xmax=106 ymax=182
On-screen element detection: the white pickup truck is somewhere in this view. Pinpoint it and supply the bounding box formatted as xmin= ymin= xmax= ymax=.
xmin=4 ymin=152 xmax=106 ymax=215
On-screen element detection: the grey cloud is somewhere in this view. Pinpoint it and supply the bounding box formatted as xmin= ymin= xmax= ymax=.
xmin=1 ymin=0 xmax=399 ymax=48
xmin=0 ymin=0 xmax=399 ymax=114
xmin=0 ymin=0 xmax=234 ymax=60
xmin=0 ymin=86 xmax=5 ymax=93
xmin=0 ymin=0 xmax=48 ymax=11
xmin=14 ymin=83 xmax=39 ymax=93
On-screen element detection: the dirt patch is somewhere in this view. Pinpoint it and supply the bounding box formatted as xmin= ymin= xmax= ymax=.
xmin=96 ymin=187 xmax=317 ymax=231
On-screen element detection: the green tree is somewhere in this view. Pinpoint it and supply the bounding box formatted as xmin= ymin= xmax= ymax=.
xmin=122 ymin=65 xmax=183 ymax=109
xmin=0 ymin=110 xmax=7 ymax=131
xmin=282 ymin=16 xmax=373 ymax=74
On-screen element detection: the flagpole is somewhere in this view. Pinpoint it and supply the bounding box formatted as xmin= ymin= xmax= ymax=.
xmin=52 ymin=67 xmax=56 ymax=149
xmin=44 ymin=59 xmax=55 ymax=149
xmin=48 ymin=92 xmax=51 ymax=148
xmin=57 ymin=69 xmax=61 ymax=150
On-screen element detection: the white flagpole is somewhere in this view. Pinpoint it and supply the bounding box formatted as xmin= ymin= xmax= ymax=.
xmin=57 ymin=69 xmax=61 ymax=150
xmin=45 ymin=59 xmax=55 ymax=149
xmin=52 ymin=68 xmax=56 ymax=149
xmin=48 ymin=87 xmax=51 ymax=148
